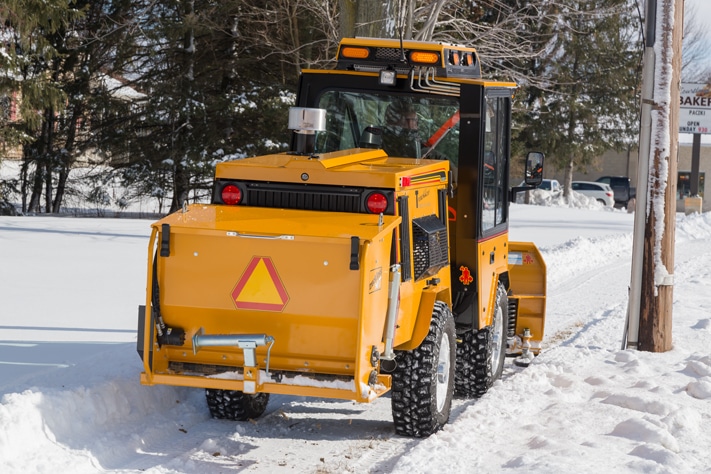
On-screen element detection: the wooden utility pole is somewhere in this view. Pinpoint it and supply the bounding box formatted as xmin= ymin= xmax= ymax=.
xmin=626 ymin=0 xmax=683 ymax=352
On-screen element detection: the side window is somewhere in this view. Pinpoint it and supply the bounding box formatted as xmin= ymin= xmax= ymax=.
xmin=315 ymin=92 xmax=359 ymax=152
xmin=482 ymin=96 xmax=509 ymax=232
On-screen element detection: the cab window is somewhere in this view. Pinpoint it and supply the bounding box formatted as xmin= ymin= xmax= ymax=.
xmin=481 ymin=95 xmax=510 ymax=232
xmin=314 ymin=90 xmax=460 ymax=169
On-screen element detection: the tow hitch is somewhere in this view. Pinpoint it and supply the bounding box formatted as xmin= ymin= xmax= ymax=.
xmin=192 ymin=328 xmax=275 ymax=393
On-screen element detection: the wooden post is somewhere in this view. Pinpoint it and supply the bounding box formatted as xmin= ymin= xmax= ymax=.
xmin=690 ymin=133 xmax=701 ymax=196
xmin=637 ymin=0 xmax=683 ymax=352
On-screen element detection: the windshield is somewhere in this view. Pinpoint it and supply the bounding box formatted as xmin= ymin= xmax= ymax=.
xmin=314 ymin=91 xmax=460 ymax=167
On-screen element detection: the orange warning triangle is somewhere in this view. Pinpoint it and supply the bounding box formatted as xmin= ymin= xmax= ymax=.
xmin=232 ymin=257 xmax=289 ymax=311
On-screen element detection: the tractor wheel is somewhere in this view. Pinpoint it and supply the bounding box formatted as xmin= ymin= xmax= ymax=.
xmin=205 ymin=389 xmax=270 ymax=421
xmin=455 ymin=283 xmax=509 ymax=398
xmin=391 ymin=301 xmax=455 ymax=437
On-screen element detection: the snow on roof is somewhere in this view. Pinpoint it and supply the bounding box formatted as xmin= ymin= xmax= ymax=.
xmin=100 ymin=75 xmax=146 ymax=101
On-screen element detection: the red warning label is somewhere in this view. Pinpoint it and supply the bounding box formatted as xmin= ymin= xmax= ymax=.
xmin=231 ymin=256 xmax=289 ymax=312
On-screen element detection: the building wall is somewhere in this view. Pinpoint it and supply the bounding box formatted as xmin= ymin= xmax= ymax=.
xmin=0 ymin=91 xmax=23 ymax=160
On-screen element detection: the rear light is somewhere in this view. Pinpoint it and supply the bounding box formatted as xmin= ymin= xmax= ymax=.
xmin=606 ymin=191 xmax=614 ymax=197
xmin=221 ymin=184 xmax=242 ymax=205
xmin=366 ymin=192 xmax=388 ymax=214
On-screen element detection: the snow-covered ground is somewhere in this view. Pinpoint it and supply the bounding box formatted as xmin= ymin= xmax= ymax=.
xmin=1 ymin=198 xmax=711 ymax=473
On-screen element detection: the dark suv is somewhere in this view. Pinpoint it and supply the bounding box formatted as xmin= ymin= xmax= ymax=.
xmin=596 ymin=176 xmax=635 ymax=208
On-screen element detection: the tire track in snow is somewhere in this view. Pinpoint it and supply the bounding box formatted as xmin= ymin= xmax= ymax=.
xmin=541 ymin=233 xmax=633 ymax=348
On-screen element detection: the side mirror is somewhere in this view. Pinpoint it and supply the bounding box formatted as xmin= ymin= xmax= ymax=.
xmin=525 ymin=152 xmax=545 ymax=186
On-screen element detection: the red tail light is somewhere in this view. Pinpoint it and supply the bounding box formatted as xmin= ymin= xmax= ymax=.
xmin=366 ymin=192 xmax=388 ymax=214
xmin=221 ymin=184 xmax=242 ymax=205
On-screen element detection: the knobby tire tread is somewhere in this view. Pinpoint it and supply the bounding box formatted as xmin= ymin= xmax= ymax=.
xmin=454 ymin=284 xmax=508 ymax=398
xmin=205 ymin=389 xmax=270 ymax=421
xmin=391 ymin=301 xmax=455 ymax=438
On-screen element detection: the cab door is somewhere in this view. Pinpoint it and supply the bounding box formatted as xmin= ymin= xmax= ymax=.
xmin=450 ymin=85 xmax=513 ymax=330
xmin=477 ymin=90 xmax=512 ymax=328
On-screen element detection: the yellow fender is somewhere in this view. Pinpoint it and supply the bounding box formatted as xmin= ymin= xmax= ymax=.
xmin=395 ymin=285 xmax=451 ymax=351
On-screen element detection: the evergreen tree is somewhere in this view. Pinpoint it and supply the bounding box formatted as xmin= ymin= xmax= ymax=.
xmin=0 ymin=0 xmax=83 ymax=212
xmin=115 ymin=0 xmax=340 ymax=213
xmin=47 ymin=0 xmax=142 ymax=213
xmin=510 ymin=0 xmax=642 ymax=194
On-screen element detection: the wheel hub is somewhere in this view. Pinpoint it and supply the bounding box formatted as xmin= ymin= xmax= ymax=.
xmin=436 ymin=332 xmax=451 ymax=411
xmin=490 ymin=304 xmax=504 ymax=371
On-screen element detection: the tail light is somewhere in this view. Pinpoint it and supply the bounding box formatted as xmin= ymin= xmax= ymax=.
xmin=365 ymin=192 xmax=388 ymax=214
xmin=221 ymin=184 xmax=242 ymax=205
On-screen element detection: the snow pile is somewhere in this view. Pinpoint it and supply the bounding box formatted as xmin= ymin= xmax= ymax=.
xmin=676 ymin=211 xmax=711 ymax=241
xmin=0 ymin=160 xmax=165 ymax=217
xmin=0 ymin=360 xmax=206 ymax=473
xmin=515 ymin=188 xmax=610 ymax=210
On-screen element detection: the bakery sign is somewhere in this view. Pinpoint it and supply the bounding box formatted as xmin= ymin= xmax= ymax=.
xmin=679 ymin=82 xmax=711 ymax=134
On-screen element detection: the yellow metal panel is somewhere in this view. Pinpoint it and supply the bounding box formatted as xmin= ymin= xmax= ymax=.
xmin=478 ymin=232 xmax=510 ymax=328
xmin=140 ymin=371 xmax=391 ymax=402
xmin=155 ymin=204 xmax=398 ymax=239
xmin=508 ymin=241 xmax=547 ymax=348
xmin=215 ymin=149 xmax=449 ymax=191
xmin=310 ymin=148 xmax=388 ymax=169
xmin=141 ymin=227 xmax=158 ymax=382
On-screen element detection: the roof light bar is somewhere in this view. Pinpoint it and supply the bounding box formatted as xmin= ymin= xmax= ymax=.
xmin=341 ymin=46 xmax=370 ymax=59
xmin=409 ymin=51 xmax=439 ymax=65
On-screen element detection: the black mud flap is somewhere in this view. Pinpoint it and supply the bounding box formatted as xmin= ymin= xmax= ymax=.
xmin=136 ymin=305 xmax=153 ymax=369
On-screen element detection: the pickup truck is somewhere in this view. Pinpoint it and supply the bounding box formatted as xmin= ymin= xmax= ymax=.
xmin=596 ymin=176 xmax=635 ymax=209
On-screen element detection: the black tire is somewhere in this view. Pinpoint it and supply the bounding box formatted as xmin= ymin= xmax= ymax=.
xmin=391 ymin=301 xmax=456 ymax=437
xmin=205 ymin=389 xmax=270 ymax=421
xmin=454 ymin=283 xmax=508 ymax=398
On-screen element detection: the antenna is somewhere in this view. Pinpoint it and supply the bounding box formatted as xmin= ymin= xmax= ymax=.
xmin=397 ymin=0 xmax=406 ymax=62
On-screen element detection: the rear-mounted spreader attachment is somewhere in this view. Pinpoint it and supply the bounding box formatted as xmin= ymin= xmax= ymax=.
xmin=192 ymin=328 xmax=275 ymax=392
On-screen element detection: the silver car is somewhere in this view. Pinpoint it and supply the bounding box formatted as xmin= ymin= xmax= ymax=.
xmin=572 ymin=181 xmax=615 ymax=207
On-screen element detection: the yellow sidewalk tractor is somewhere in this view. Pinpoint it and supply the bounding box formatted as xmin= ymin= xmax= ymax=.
xmin=137 ymin=37 xmax=547 ymax=437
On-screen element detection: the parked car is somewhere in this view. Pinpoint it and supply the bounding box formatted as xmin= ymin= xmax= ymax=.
xmin=539 ymin=179 xmax=561 ymax=193
xmin=595 ymin=176 xmax=635 ymax=208
xmin=518 ymin=178 xmax=561 ymax=193
xmin=572 ymin=181 xmax=615 ymax=207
